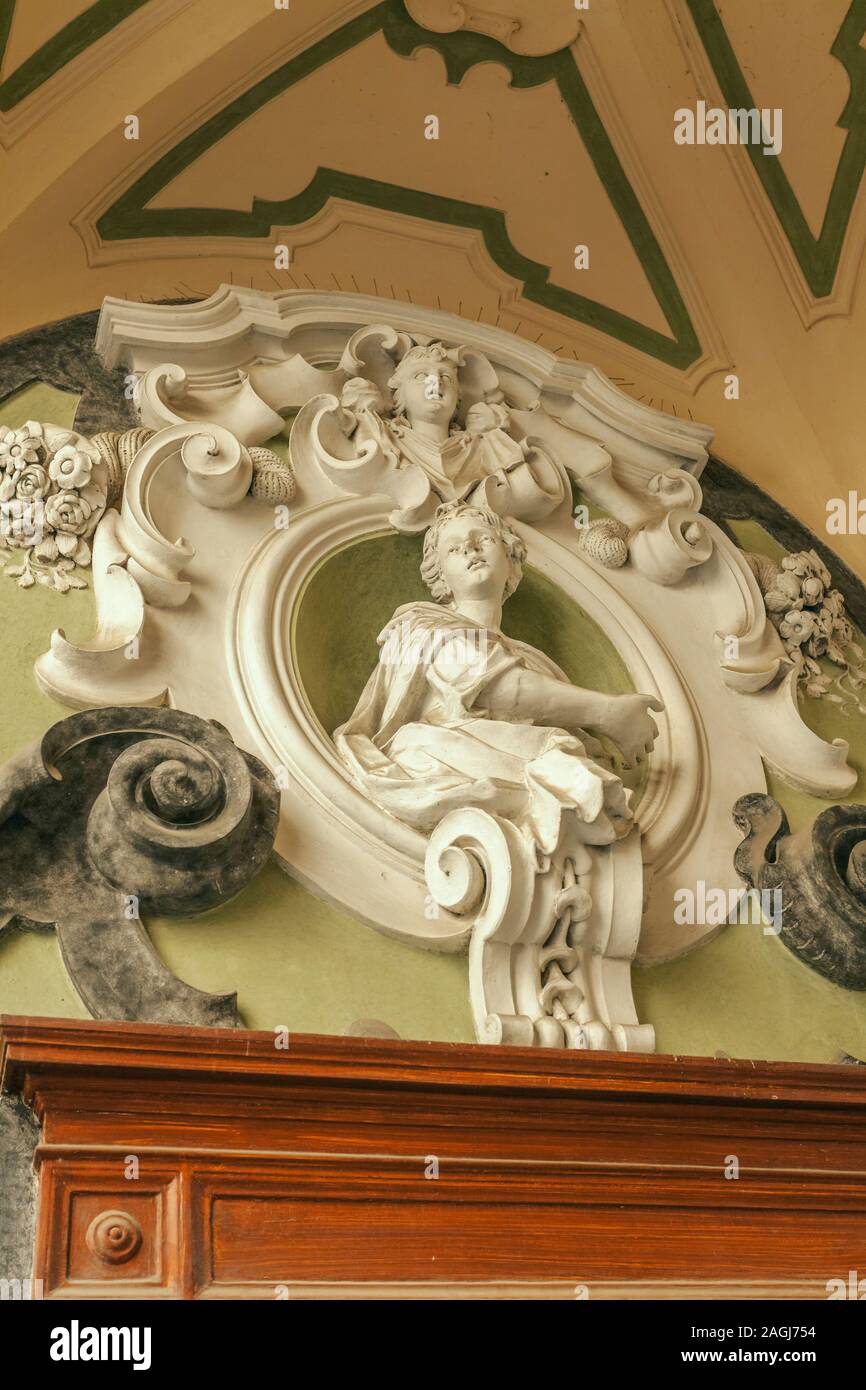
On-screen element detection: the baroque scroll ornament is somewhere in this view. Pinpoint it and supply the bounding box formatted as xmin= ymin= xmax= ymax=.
xmin=0 ymin=417 xmax=292 ymax=596
xmin=0 ymin=706 xmax=279 ymax=1026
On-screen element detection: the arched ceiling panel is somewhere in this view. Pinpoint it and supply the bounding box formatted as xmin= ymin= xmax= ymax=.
xmin=147 ymin=33 xmax=670 ymax=338
xmin=709 ymin=0 xmax=851 ymax=239
xmin=685 ymin=0 xmax=866 ymax=297
xmin=0 ymin=0 xmax=149 ymax=108
xmin=95 ymin=1 xmax=701 ymax=368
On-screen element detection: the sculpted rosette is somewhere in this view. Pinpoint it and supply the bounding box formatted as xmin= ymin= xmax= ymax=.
xmin=15 ymin=465 xmax=51 ymax=502
xmin=49 ymin=443 xmax=95 ymax=489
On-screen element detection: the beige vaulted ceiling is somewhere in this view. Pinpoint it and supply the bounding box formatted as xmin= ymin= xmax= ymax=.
xmin=1 ymin=0 xmax=864 ymax=579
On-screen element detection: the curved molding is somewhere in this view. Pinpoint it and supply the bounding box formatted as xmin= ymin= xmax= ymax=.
xmin=79 ymin=1 xmax=703 ymax=370
xmin=137 ymin=363 xmax=285 ymax=448
xmin=0 ymin=0 xmax=193 ymax=148
xmin=405 ymin=1 xmax=582 ymax=56
xmin=34 ymin=509 xmax=167 ymax=710
xmin=119 ymin=421 xmax=251 ymax=605
xmin=96 ymin=285 xmax=713 ymax=468
xmin=34 ymin=420 xmax=254 ymax=708
xmin=226 ymin=494 xmax=708 ymax=955
xmin=738 ymin=670 xmax=856 ymax=800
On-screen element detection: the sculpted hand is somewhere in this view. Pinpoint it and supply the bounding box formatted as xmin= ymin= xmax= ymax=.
xmin=599 ymin=693 xmax=664 ymax=768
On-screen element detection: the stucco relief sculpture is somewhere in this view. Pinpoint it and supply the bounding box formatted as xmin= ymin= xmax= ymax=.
xmin=746 ymin=548 xmax=866 ymax=715
xmin=0 ymin=706 xmax=279 ymax=1027
xmin=295 ymin=322 xmax=714 ymax=585
xmin=0 ymin=414 xmax=291 ymax=600
xmin=335 ymin=499 xmax=662 ymax=1050
xmin=25 ymin=285 xmax=858 ymax=981
xmin=733 ymin=794 xmax=866 ymax=990
xmin=296 ymin=327 xmax=570 ymax=531
xmin=0 ymin=420 xmax=116 ymax=591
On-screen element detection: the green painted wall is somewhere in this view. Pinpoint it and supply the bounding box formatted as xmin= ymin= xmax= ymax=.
xmin=634 ymin=518 xmax=866 ymax=1062
xmin=2 ymin=385 xmax=866 ymax=1060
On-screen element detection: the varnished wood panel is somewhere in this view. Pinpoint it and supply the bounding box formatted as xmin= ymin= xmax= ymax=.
xmin=3 ymin=1015 xmax=866 ymax=1299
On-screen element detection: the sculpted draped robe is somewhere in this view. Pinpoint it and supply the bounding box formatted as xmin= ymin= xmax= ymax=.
xmin=334 ymin=602 xmax=633 ymax=856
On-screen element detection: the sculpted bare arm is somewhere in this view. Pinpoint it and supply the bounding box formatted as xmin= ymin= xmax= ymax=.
xmin=482 ymin=665 xmax=663 ymax=768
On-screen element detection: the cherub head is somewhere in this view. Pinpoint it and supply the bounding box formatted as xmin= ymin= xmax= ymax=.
xmin=389 ymin=344 xmax=462 ymax=430
xmin=421 ymin=500 xmax=526 ymax=607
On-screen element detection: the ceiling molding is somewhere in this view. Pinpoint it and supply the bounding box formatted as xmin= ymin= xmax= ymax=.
xmin=404 ymin=0 xmax=582 ymax=57
xmin=671 ymin=0 xmax=866 ymax=328
xmin=0 ymin=0 xmax=193 ymax=149
xmin=0 ymin=0 xmax=149 ymax=112
xmin=82 ymin=0 xmax=704 ymax=371
xmin=71 ymin=200 xmax=718 ymax=400
xmin=570 ymin=24 xmax=730 ymax=393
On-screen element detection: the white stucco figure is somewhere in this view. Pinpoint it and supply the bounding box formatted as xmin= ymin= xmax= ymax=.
xmin=301 ymin=336 xmax=570 ymax=531
xmin=335 ymin=500 xmax=661 ymax=854
xmin=334 ymin=500 xmax=662 ymax=1052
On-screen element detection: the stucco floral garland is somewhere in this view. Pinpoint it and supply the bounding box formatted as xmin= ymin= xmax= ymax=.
xmin=0 ymin=421 xmax=107 ymax=592
xmin=746 ymin=549 xmax=866 ymax=715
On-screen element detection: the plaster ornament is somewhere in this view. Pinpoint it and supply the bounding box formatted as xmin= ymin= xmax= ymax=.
xmin=35 ymin=421 xmax=261 ymax=710
xmin=0 ymin=420 xmax=108 ymax=592
xmin=334 ymin=500 xmax=662 ymax=1050
xmin=249 ymin=445 xmax=296 ymax=504
xmin=294 ymin=328 xmax=571 ymax=531
xmin=404 ymin=0 xmax=583 ymax=56
xmin=0 ymin=706 xmax=279 ymax=1027
xmin=291 ymin=322 xmax=714 ymax=583
xmin=745 ymin=549 xmax=866 ymax=715
xmin=733 ymin=794 xmax=866 ymax=989
xmin=34 ymin=287 xmax=857 ymax=973
xmin=91 ymin=426 xmax=155 ymax=508
xmin=131 ymin=363 xmax=296 ymax=502
xmin=577 ymin=517 xmax=630 ymax=568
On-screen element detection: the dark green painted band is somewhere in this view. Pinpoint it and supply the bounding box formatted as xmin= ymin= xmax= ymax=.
xmin=0 ymin=0 xmax=152 ymax=111
xmin=686 ymin=0 xmax=866 ymax=299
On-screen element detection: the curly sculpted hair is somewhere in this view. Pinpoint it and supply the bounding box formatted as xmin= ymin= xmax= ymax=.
xmin=420 ymin=500 xmax=527 ymax=603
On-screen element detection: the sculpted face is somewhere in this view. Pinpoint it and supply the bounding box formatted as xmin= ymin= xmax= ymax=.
xmin=401 ymin=361 xmax=459 ymax=428
xmin=437 ymin=513 xmax=511 ymax=606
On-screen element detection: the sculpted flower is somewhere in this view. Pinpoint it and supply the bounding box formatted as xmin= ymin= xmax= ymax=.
xmin=764 ymin=571 xmax=803 ymax=613
xmin=44 ymin=491 xmax=93 ymax=555
xmin=0 ymin=424 xmax=42 ymax=472
xmin=48 ymin=444 xmax=94 ymax=489
xmin=801 ymin=574 xmax=825 ymax=606
xmin=779 ymin=609 xmax=816 ymax=646
xmin=781 ymin=549 xmax=831 ymax=588
xmin=15 ymin=464 xmax=50 ymax=501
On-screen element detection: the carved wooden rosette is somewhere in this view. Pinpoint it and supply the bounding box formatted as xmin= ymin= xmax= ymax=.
xmin=0 ymin=707 xmax=279 ymax=1026
xmin=733 ymin=794 xmax=866 ymax=988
